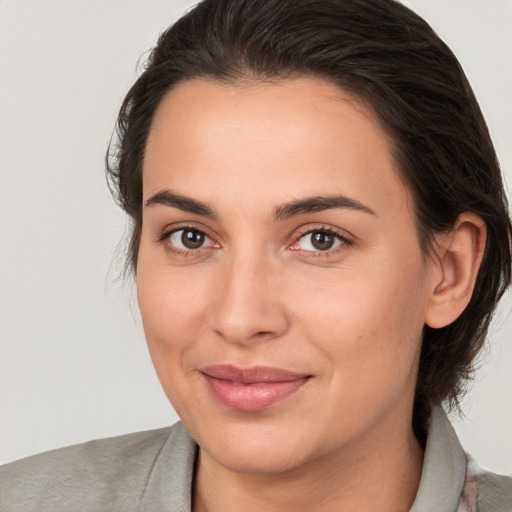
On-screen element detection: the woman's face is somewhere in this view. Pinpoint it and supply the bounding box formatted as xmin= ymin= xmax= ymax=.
xmin=137 ymin=78 xmax=438 ymax=473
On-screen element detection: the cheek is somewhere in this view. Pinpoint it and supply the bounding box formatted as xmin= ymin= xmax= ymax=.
xmin=292 ymin=257 xmax=429 ymax=396
xmin=136 ymin=259 xmax=210 ymax=372
xmin=136 ymin=263 xmax=212 ymax=418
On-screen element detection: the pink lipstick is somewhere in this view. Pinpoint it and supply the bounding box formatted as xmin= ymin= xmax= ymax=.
xmin=200 ymin=365 xmax=310 ymax=411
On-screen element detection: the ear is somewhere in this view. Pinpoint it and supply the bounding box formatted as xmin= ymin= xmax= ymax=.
xmin=425 ymin=213 xmax=487 ymax=329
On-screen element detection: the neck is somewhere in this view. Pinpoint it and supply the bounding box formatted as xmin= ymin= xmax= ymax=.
xmin=193 ymin=410 xmax=424 ymax=512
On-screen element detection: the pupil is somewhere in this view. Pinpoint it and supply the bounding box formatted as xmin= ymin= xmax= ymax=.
xmin=312 ymin=232 xmax=334 ymax=250
xmin=182 ymin=230 xmax=204 ymax=249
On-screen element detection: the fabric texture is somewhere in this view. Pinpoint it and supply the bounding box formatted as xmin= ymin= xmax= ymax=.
xmin=1 ymin=407 xmax=511 ymax=511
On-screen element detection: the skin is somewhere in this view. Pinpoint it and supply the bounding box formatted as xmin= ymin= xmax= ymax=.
xmin=136 ymin=78 xmax=485 ymax=511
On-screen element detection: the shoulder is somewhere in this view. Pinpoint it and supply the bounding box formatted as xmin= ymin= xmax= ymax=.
xmin=475 ymin=470 xmax=512 ymax=511
xmin=0 ymin=422 xmax=195 ymax=512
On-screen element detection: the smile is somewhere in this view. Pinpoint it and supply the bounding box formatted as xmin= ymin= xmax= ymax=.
xmin=200 ymin=365 xmax=311 ymax=411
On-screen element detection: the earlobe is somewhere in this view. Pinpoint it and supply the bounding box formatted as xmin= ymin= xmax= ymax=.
xmin=425 ymin=213 xmax=487 ymax=329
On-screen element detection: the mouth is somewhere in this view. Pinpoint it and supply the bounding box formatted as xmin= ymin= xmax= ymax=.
xmin=200 ymin=365 xmax=312 ymax=411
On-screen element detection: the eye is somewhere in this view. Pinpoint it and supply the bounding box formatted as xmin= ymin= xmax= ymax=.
xmin=166 ymin=228 xmax=217 ymax=251
xmin=293 ymin=229 xmax=346 ymax=252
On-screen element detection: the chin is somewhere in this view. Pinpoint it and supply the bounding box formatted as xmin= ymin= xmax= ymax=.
xmin=193 ymin=417 xmax=320 ymax=475
xmin=206 ymin=442 xmax=310 ymax=475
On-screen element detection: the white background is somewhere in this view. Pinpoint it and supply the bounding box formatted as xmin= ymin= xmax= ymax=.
xmin=1 ymin=0 xmax=511 ymax=473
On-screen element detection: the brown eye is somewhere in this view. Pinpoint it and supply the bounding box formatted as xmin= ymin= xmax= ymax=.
xmin=181 ymin=229 xmax=205 ymax=249
xmin=311 ymin=232 xmax=336 ymax=250
xmin=168 ymin=229 xmax=213 ymax=251
xmin=296 ymin=230 xmax=344 ymax=252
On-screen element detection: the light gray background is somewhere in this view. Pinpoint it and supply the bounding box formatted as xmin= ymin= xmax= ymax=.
xmin=1 ymin=0 xmax=511 ymax=473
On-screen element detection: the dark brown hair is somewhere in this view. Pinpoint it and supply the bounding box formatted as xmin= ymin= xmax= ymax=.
xmin=106 ymin=0 xmax=512 ymax=428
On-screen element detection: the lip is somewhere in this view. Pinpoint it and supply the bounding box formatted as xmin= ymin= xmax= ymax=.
xmin=200 ymin=365 xmax=311 ymax=411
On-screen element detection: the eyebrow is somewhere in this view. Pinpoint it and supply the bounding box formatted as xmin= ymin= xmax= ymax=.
xmin=145 ymin=189 xmax=376 ymax=220
xmin=272 ymin=195 xmax=376 ymax=220
xmin=145 ymin=190 xmax=216 ymax=218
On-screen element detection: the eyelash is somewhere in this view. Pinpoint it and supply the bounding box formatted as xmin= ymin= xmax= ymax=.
xmin=157 ymin=225 xmax=219 ymax=256
xmin=290 ymin=226 xmax=353 ymax=257
xmin=157 ymin=225 xmax=353 ymax=258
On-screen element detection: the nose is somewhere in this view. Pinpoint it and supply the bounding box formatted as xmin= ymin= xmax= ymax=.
xmin=210 ymin=253 xmax=289 ymax=346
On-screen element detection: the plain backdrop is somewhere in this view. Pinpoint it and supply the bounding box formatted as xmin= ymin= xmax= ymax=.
xmin=1 ymin=0 xmax=511 ymax=473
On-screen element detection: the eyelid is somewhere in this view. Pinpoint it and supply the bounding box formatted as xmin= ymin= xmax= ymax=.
xmin=156 ymin=222 xmax=221 ymax=254
xmin=156 ymin=221 xmax=216 ymax=241
xmin=288 ymin=224 xmax=354 ymax=254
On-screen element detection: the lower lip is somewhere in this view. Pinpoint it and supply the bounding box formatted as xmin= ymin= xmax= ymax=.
xmin=202 ymin=374 xmax=310 ymax=411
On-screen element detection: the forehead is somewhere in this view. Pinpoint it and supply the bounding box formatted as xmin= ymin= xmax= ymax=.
xmin=143 ymin=77 xmax=412 ymax=220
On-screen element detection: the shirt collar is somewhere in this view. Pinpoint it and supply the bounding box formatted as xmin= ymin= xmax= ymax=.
xmin=140 ymin=407 xmax=467 ymax=511
xmin=410 ymin=406 xmax=467 ymax=512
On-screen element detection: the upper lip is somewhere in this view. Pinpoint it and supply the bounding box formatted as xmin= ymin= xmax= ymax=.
xmin=200 ymin=365 xmax=310 ymax=384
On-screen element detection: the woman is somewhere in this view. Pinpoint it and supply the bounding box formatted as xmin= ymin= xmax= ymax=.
xmin=1 ymin=0 xmax=511 ymax=510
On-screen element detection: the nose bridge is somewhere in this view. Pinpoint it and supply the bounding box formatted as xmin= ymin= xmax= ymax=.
xmin=211 ymin=245 xmax=287 ymax=344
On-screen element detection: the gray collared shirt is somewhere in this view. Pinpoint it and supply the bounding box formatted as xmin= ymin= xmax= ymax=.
xmin=1 ymin=407 xmax=511 ymax=511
